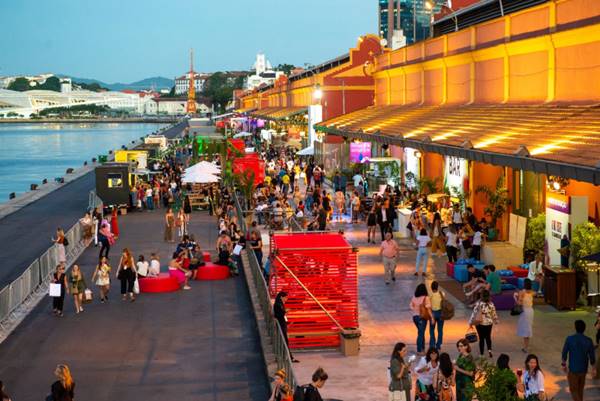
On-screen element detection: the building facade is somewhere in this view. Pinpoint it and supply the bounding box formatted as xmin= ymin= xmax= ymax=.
xmin=378 ymin=0 xmax=447 ymax=47
xmin=174 ymin=72 xmax=210 ymax=95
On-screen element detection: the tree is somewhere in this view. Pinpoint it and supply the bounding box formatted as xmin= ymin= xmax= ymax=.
xmin=275 ymin=63 xmax=295 ymax=75
xmin=75 ymin=81 xmax=108 ymax=92
xmin=203 ymin=72 xmax=245 ymax=113
xmin=475 ymin=177 xmax=511 ymax=228
xmin=7 ymin=77 xmax=31 ymax=92
xmin=36 ymin=76 xmax=61 ymax=91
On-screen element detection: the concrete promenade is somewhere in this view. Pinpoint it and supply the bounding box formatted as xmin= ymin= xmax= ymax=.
xmin=289 ymin=216 xmax=600 ymax=401
xmin=0 ymin=121 xmax=187 ymax=288
xmin=0 ymin=210 xmax=270 ymax=401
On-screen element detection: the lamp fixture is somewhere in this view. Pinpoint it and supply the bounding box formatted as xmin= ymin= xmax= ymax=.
xmin=414 ymin=150 xmax=422 ymax=158
xmin=313 ymin=84 xmax=323 ymax=100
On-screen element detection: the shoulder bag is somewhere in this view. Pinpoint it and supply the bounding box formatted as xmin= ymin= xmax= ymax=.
xmin=440 ymin=292 xmax=455 ymax=321
xmin=419 ymin=298 xmax=432 ymax=321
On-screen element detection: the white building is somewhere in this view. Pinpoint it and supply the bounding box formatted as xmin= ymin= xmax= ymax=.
xmin=152 ymin=97 xmax=214 ymax=116
xmin=174 ymin=72 xmax=210 ymax=95
xmin=244 ymin=53 xmax=284 ymax=90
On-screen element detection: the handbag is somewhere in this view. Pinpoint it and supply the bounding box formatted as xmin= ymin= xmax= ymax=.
xmin=62 ymin=237 xmax=69 ymax=247
xmin=471 ymin=303 xmax=484 ymax=326
xmin=465 ymin=328 xmax=478 ymax=343
xmin=133 ymin=278 xmax=140 ymax=294
xmin=510 ymin=304 xmax=523 ymax=316
xmin=419 ymin=299 xmax=431 ymax=321
xmin=49 ymin=283 xmax=62 ymax=297
xmin=440 ymin=292 xmax=455 ymax=321
xmin=83 ymin=288 xmax=93 ymax=303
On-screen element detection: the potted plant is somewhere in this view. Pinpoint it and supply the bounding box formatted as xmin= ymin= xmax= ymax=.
xmin=570 ymin=222 xmax=600 ymax=304
xmin=475 ymin=177 xmax=511 ymax=240
xmin=417 ymin=177 xmax=440 ymax=195
xmin=235 ymin=170 xmax=256 ymax=226
xmin=472 ymin=360 xmax=520 ymax=401
xmin=524 ymin=213 xmax=545 ymax=262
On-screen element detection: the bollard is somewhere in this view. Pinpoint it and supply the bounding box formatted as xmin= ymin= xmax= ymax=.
xmin=91 ymin=157 xmax=97 ymax=163
xmin=30 ymin=184 xmax=38 ymax=190
xmin=9 ymin=192 xmax=16 ymax=199
xmin=42 ymin=179 xmax=48 ymax=184
xmin=83 ymin=161 xmax=87 ymax=166
xmin=66 ymin=168 xmax=74 ymax=174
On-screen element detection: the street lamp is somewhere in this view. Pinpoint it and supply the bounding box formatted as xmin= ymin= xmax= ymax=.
xmin=313 ymin=84 xmax=323 ymax=101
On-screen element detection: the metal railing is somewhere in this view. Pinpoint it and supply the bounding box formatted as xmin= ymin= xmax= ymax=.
xmin=0 ymin=191 xmax=101 ymax=337
xmin=234 ymin=193 xmax=298 ymax=389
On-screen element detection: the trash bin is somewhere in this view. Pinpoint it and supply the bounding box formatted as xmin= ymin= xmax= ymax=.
xmin=98 ymin=155 xmax=108 ymax=164
xmin=340 ymin=328 xmax=361 ymax=356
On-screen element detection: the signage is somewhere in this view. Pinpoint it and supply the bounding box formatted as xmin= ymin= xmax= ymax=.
xmin=444 ymin=156 xmax=468 ymax=193
xmin=546 ymin=193 xmax=570 ymax=214
xmin=349 ymin=142 xmax=371 ymax=163
xmin=308 ymin=105 xmax=322 ymax=145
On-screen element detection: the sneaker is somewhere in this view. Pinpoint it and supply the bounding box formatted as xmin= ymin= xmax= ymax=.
xmin=488 ymin=350 xmax=493 ymax=358
xmin=392 ymin=277 xmax=396 ymax=282
xmin=79 ymin=306 xmax=84 ymax=312
xmin=183 ymin=285 xmax=191 ymax=290
xmin=414 ymin=272 xmax=419 ymax=276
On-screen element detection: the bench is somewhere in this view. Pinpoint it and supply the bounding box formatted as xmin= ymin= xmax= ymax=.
xmin=195 ymin=262 xmax=230 ymax=281
xmin=138 ymin=273 xmax=180 ymax=293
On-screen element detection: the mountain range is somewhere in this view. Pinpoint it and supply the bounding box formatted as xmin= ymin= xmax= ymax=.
xmin=60 ymin=75 xmax=174 ymax=91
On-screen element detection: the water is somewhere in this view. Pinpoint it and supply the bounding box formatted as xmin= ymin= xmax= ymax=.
xmin=0 ymin=122 xmax=168 ymax=202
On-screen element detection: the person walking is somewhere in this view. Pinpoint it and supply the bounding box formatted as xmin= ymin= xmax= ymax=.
xmin=454 ymin=339 xmax=475 ymax=401
xmin=415 ymin=228 xmax=431 ymax=276
xmin=92 ymin=257 xmax=111 ymax=303
xmin=514 ymin=278 xmax=535 ymax=353
xmin=411 ymin=283 xmax=433 ymax=354
xmin=176 ymin=208 xmax=186 ymax=238
xmin=49 ymin=364 xmax=74 ymax=401
xmin=351 ymin=191 xmax=361 ymax=223
xmin=51 ymin=264 xmax=68 ymax=317
xmin=380 ymin=232 xmax=400 ymax=285
xmin=429 ymin=281 xmax=445 ymax=350
xmin=249 ymin=230 xmax=263 ymax=269
xmin=561 ymin=320 xmax=597 ymax=401
xmin=116 ymin=248 xmax=137 ymax=302
xmin=164 ymin=207 xmax=175 ymax=243
xmin=68 ymin=264 xmax=86 ymax=314
xmin=376 ymin=203 xmax=391 ymax=241
xmin=52 ymin=228 xmax=67 ymax=264
xmin=98 ymin=222 xmax=114 ymax=260
xmin=445 ymin=225 xmax=458 ymax=263
xmin=366 ymin=204 xmax=378 ymax=244
xmin=388 ymin=342 xmax=412 ymax=401
xmin=274 ymin=291 xmax=299 ymax=363
xmin=518 ymin=354 xmax=545 ymax=401
xmin=468 ymin=289 xmax=499 ymax=358
xmin=430 ymin=213 xmax=445 ymax=257
xmin=434 ymin=352 xmax=455 ymax=401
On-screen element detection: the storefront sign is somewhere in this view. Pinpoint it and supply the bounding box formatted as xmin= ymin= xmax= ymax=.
xmin=444 ymin=156 xmax=468 ymax=193
xmin=349 ymin=142 xmax=371 ymax=163
xmin=546 ymin=193 xmax=570 ymax=214
xmin=308 ymin=105 xmax=322 ymax=145
xmin=550 ymin=219 xmax=564 ymax=240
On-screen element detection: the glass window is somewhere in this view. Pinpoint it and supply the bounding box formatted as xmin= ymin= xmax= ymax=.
xmin=107 ymin=173 xmax=123 ymax=188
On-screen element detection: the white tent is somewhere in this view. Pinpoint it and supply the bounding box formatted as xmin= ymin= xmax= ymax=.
xmin=185 ymin=161 xmax=221 ymax=175
xmin=296 ymin=146 xmax=314 ymax=156
xmin=182 ymin=171 xmax=220 ymax=184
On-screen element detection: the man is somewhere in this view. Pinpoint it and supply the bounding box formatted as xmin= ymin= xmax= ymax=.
xmin=333 ymin=171 xmax=343 ymax=192
xmin=317 ymin=205 xmax=328 ymax=231
xmin=380 ymin=232 xmax=400 ymax=285
xmin=485 ymin=264 xmax=502 ymax=295
xmin=561 ymin=320 xmax=596 ymax=401
xmin=281 ymin=172 xmax=290 ymax=194
xmin=528 ymin=252 xmax=545 ymax=297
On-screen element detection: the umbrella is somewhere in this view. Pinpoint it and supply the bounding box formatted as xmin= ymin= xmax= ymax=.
xmin=185 ymin=161 xmax=221 ymax=175
xmin=182 ymin=171 xmax=220 ymax=184
xmin=233 ymin=132 xmax=252 ymax=139
xmin=582 ymin=252 xmax=600 ymax=262
xmin=296 ymin=146 xmax=314 ymax=156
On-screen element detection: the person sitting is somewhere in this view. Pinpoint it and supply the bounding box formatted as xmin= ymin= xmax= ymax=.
xmin=272 ymin=202 xmax=284 ymax=229
xmin=136 ymin=255 xmax=149 ymax=278
xmin=148 ymin=253 xmax=160 ymax=277
xmin=169 ymin=255 xmax=191 ymax=290
xmin=463 ymin=264 xmax=486 ymax=304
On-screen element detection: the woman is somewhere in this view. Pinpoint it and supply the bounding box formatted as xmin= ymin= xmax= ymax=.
xmin=274 ymin=291 xmax=299 ymax=363
xmin=366 ymin=204 xmax=377 ymax=244
xmin=116 ymin=248 xmax=137 ymax=302
xmin=53 ymin=228 xmax=67 ymax=264
xmin=68 ymin=264 xmax=86 ymax=314
xmin=389 ymin=342 xmax=411 ymax=401
xmin=293 ymin=186 xmax=303 ymax=207
xmin=136 ymin=254 xmax=149 ymax=277
xmin=176 ymin=208 xmax=186 ymax=238
xmin=514 ymin=278 xmax=535 ymax=353
xmin=216 ymin=231 xmax=232 ymax=266
xmin=164 ymin=207 xmax=175 ymax=243
xmin=410 ymin=283 xmax=433 ymax=354
xmin=429 ymin=281 xmax=444 ymax=351
xmin=268 ymin=369 xmax=292 ymax=401
xmin=445 ymin=226 xmax=458 ymax=264
xmin=52 ymin=264 xmax=68 ymax=317
xmin=430 ymin=212 xmax=445 ymax=257
xmin=92 ymin=257 xmax=111 ymax=303
xmin=249 ymin=230 xmax=263 ymax=269
xmin=415 ymin=228 xmax=431 ymax=276
xmin=454 ymin=339 xmax=475 ymax=401
xmin=434 ymin=352 xmax=455 ymax=401
xmin=415 ymin=347 xmax=440 ymax=401
xmin=304 ymin=367 xmax=328 ymax=401
xmin=50 ymin=364 xmax=74 ymax=401
xmin=518 ymin=354 xmax=545 ymax=400
xmin=0 ymin=381 xmax=11 ymax=401
xmin=351 ymin=191 xmax=361 ymax=223
xmin=497 ymin=354 xmax=518 ymax=397
xmin=469 ymin=289 xmax=499 ymax=358
xmin=110 ymin=208 xmax=119 ymax=239
xmin=98 ymin=222 xmax=114 ymax=259
xmin=79 ymin=212 xmax=93 ymax=245
xmin=183 ymin=195 xmax=192 ymax=222
xmin=334 ymin=190 xmax=345 ymax=221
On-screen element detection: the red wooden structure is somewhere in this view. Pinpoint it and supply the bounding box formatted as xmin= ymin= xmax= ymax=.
xmin=269 ymin=232 xmax=358 ymax=349
xmin=232 ymin=154 xmax=265 ymax=184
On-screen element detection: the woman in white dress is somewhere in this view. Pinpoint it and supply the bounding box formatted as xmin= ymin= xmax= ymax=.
xmin=52 ymin=228 xmax=67 ymax=264
xmin=514 ymin=278 xmax=535 ymax=353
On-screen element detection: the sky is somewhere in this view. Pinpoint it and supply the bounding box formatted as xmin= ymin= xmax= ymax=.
xmin=0 ymin=0 xmax=376 ymax=83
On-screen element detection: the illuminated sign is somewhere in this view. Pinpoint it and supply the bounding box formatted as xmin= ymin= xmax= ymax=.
xmin=547 ymin=193 xmax=570 ymax=214
xmin=349 ymin=142 xmax=371 ymax=163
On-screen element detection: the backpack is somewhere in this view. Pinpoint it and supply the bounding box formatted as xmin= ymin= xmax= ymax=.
xmin=293 ymin=385 xmax=310 ymax=401
xmin=440 ymin=292 xmax=455 ymax=321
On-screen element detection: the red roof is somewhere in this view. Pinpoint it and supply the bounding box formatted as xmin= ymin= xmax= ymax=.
xmin=272 ymin=233 xmax=351 ymax=250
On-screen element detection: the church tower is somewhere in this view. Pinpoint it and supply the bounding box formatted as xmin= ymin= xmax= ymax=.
xmin=186 ymin=48 xmax=197 ymax=114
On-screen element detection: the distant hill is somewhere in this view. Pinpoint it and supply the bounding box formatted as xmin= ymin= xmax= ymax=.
xmin=62 ymin=75 xmax=174 ymax=91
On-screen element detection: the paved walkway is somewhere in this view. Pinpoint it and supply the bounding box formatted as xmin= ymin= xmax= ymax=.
xmin=0 ymin=210 xmax=270 ymax=401
xmin=0 ymin=121 xmax=188 ymax=287
xmin=289 ymin=214 xmax=600 ymax=401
